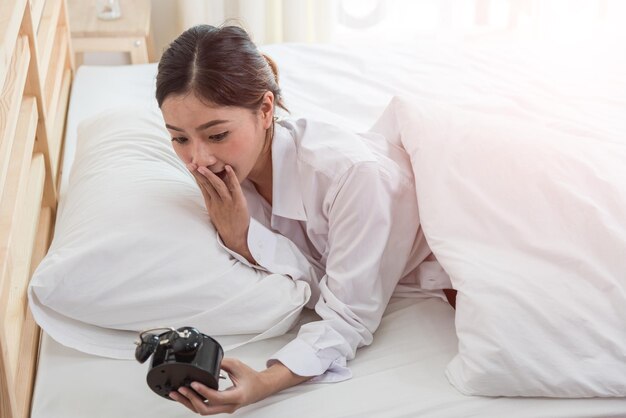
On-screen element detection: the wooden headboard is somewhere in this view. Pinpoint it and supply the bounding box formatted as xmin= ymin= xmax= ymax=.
xmin=0 ymin=0 xmax=73 ymax=416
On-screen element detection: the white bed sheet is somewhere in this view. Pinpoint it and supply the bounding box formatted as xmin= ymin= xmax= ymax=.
xmin=33 ymin=42 xmax=626 ymax=417
xmin=32 ymin=297 xmax=626 ymax=418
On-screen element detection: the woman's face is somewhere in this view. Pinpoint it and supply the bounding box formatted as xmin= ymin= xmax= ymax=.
xmin=160 ymin=92 xmax=274 ymax=184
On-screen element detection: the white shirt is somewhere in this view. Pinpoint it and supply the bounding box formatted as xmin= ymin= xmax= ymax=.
xmin=221 ymin=118 xmax=451 ymax=382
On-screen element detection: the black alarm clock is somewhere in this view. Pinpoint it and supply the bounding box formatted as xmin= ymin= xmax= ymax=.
xmin=134 ymin=326 xmax=224 ymax=400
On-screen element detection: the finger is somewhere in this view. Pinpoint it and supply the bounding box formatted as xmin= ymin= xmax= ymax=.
xmin=169 ymin=391 xmax=197 ymax=413
xmin=190 ymin=169 xmax=219 ymax=202
xmin=224 ymin=167 xmax=248 ymax=213
xmin=191 ymin=381 xmax=242 ymax=405
xmin=224 ymin=166 xmax=242 ymax=196
xmin=179 ymin=386 xmax=211 ymax=413
xmin=194 ymin=175 xmax=213 ymax=205
xmin=219 ymin=357 xmax=243 ymax=375
xmin=179 ymin=386 xmax=238 ymax=416
xmin=186 ymin=163 xmax=217 ymax=204
xmin=216 ymin=358 xmax=242 ymax=386
xmin=198 ymin=167 xmax=231 ymax=201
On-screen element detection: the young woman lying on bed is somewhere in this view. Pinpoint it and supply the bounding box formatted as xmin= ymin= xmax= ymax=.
xmin=157 ymin=24 xmax=455 ymax=415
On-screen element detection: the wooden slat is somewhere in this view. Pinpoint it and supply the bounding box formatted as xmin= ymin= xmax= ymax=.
xmin=43 ymin=27 xmax=67 ymax=126
xmin=45 ymin=30 xmax=71 ymax=190
xmin=0 ymin=0 xmax=28 ymax=92
xmin=0 ymin=36 xmax=30 ymax=205
xmin=9 ymin=153 xmax=45 ymax=418
xmin=15 ymin=304 xmax=43 ymax=417
xmin=14 ymin=205 xmax=51 ymax=418
xmin=0 ymin=97 xmax=39 ymax=315
xmin=31 ymin=0 xmax=47 ymax=32
xmin=6 ymin=150 xmax=44 ymax=365
xmin=0 ymin=96 xmax=39 ymax=317
xmin=58 ymin=0 xmax=76 ymax=72
xmin=36 ymin=0 xmax=62 ymax=87
xmin=0 ymin=269 xmax=17 ymax=418
xmin=21 ymin=0 xmax=45 ymax=121
xmin=28 ymin=206 xmax=53 ymax=281
xmin=0 ymin=98 xmax=38 ymax=413
xmin=35 ymin=64 xmax=70 ymax=207
xmin=49 ymin=68 xmax=70 ymax=184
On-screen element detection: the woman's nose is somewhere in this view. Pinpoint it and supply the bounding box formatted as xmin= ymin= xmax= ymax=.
xmin=190 ymin=142 xmax=217 ymax=167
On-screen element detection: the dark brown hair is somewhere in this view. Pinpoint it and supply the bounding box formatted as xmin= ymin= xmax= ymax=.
xmin=156 ymin=25 xmax=286 ymax=112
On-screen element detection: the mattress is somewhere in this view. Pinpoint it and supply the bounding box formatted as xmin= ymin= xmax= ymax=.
xmin=32 ymin=42 xmax=626 ymax=417
xmin=32 ymin=296 xmax=626 ymax=418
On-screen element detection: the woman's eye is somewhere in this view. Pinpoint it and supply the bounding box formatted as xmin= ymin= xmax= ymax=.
xmin=209 ymin=131 xmax=229 ymax=142
xmin=171 ymin=137 xmax=188 ymax=144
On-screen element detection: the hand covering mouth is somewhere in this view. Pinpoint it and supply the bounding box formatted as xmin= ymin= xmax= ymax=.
xmin=211 ymin=168 xmax=228 ymax=182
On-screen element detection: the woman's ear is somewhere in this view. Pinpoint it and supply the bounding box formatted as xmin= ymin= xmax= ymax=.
xmin=259 ymin=91 xmax=275 ymax=129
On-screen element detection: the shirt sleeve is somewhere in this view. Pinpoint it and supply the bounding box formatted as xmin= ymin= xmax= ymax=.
xmin=218 ymin=218 xmax=323 ymax=307
xmin=268 ymin=162 xmax=421 ymax=382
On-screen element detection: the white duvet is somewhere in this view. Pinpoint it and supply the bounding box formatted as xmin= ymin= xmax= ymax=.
xmin=372 ymin=96 xmax=626 ymax=397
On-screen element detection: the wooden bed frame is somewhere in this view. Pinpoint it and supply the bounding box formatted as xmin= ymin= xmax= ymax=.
xmin=0 ymin=0 xmax=73 ymax=417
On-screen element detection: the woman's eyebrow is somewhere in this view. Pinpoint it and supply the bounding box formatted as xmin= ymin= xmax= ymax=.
xmin=165 ymin=124 xmax=184 ymax=132
xmin=196 ymin=119 xmax=229 ymax=131
xmin=165 ymin=120 xmax=229 ymax=132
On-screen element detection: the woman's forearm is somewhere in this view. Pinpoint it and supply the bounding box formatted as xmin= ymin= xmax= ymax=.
xmin=258 ymin=362 xmax=312 ymax=396
xmin=233 ymin=241 xmax=257 ymax=265
xmin=222 ymin=235 xmax=257 ymax=265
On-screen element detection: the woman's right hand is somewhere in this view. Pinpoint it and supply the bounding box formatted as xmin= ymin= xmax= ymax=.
xmin=169 ymin=358 xmax=311 ymax=415
xmin=187 ymin=163 xmax=256 ymax=264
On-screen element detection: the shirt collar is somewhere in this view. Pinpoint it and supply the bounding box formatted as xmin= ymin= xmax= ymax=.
xmin=271 ymin=121 xmax=307 ymax=221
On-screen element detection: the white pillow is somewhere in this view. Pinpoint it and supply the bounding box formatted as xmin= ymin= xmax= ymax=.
xmin=372 ymin=96 xmax=626 ymax=397
xmin=28 ymin=106 xmax=311 ymax=359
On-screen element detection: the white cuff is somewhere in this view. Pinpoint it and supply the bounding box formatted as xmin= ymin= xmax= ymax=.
xmin=216 ymin=232 xmax=266 ymax=271
xmin=267 ymin=338 xmax=352 ymax=383
xmin=246 ymin=218 xmax=279 ymax=269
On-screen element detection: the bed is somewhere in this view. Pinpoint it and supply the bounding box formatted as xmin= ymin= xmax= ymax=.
xmin=3 ymin=2 xmax=626 ymax=417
